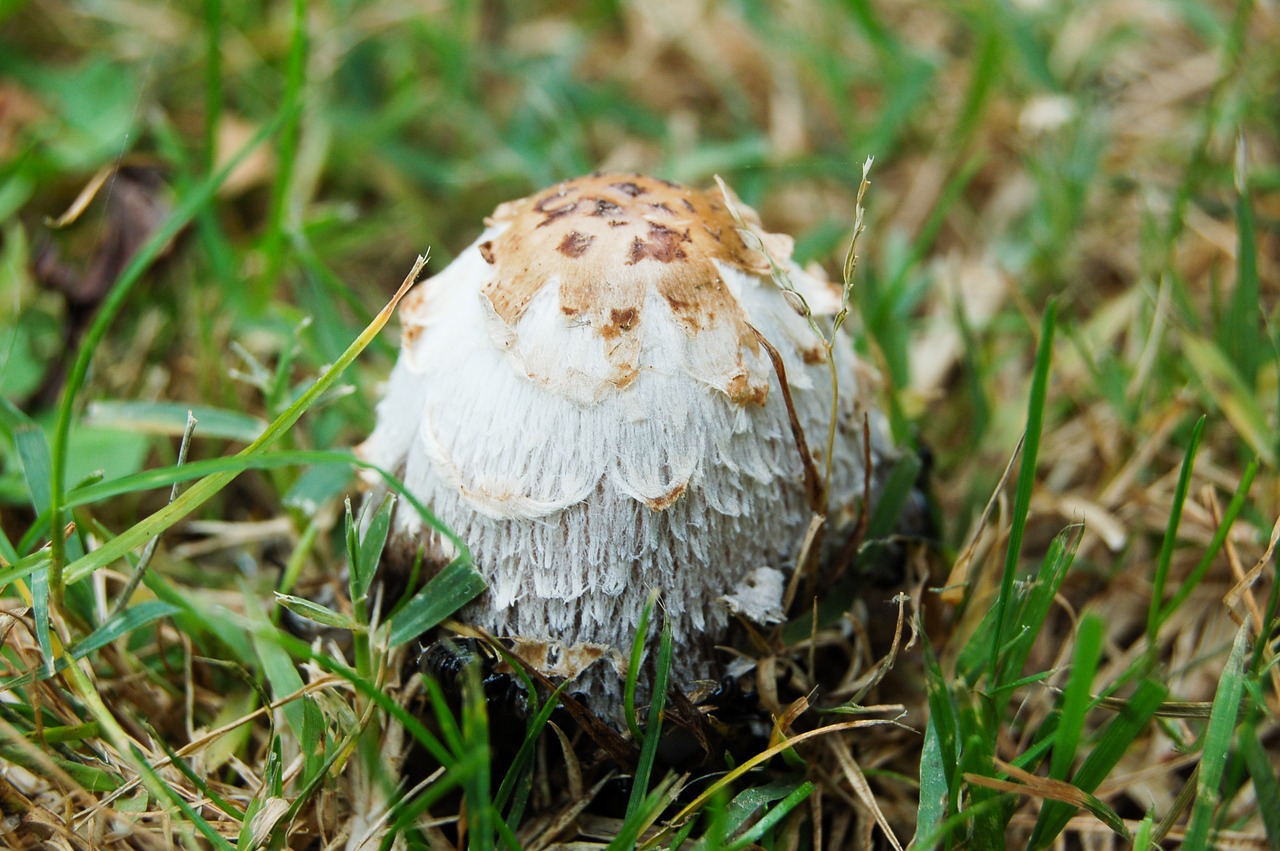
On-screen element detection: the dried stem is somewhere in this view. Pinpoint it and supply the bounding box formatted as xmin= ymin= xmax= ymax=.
xmin=109 ymin=411 xmax=198 ymax=618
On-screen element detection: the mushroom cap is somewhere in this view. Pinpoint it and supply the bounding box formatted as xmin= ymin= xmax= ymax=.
xmin=361 ymin=173 xmax=893 ymax=706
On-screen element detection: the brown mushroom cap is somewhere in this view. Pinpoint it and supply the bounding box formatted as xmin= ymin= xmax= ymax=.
xmin=482 ymin=174 xmax=772 ymax=368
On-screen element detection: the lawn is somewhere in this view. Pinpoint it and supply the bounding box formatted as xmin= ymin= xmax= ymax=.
xmin=1 ymin=0 xmax=1277 ymax=848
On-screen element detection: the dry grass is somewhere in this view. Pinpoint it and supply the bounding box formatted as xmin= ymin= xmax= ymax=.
xmin=1 ymin=0 xmax=1278 ymax=848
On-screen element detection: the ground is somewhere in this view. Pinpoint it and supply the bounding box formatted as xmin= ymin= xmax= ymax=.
xmin=0 ymin=1 xmax=1277 ymax=849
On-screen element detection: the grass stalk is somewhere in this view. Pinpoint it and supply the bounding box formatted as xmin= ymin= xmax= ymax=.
xmin=45 ymin=114 xmax=290 ymax=611
xmin=987 ymin=300 xmax=1057 ymax=686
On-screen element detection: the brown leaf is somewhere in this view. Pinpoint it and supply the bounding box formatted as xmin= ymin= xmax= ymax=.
xmin=28 ymin=162 xmax=175 ymax=407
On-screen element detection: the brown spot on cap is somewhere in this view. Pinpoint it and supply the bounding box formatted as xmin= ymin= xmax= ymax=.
xmin=601 ymin=306 xmax=639 ymax=340
xmin=611 ymin=307 xmax=638 ymax=329
xmin=478 ymin=241 xmax=496 ymax=264
xmin=610 ymin=181 xmax=645 ymax=197
xmin=644 ymin=481 xmax=689 ymax=511
xmin=534 ymin=191 xmax=580 ymax=227
xmin=557 ymin=230 xmax=595 ymax=258
xmin=727 ymin=373 xmax=769 ymax=406
xmin=611 ymin=363 xmax=639 ymax=390
xmin=590 ymin=198 xmax=625 ymax=217
xmin=801 ymin=345 xmax=827 ymax=365
xmin=480 ymin=173 xmax=782 ymax=373
xmin=627 ymin=223 xmax=690 ymax=264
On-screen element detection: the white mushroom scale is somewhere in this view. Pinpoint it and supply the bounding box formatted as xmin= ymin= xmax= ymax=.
xmin=359 ymin=174 xmax=897 ymax=709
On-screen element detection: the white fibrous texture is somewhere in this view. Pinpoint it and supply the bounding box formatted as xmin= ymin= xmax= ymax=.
xmin=360 ymin=174 xmax=896 ymax=709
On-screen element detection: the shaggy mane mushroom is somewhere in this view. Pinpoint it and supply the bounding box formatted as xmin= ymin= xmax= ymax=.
xmin=359 ymin=173 xmax=897 ymax=717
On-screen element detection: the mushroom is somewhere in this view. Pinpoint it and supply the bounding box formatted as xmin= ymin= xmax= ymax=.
xmin=359 ymin=174 xmax=897 ymax=716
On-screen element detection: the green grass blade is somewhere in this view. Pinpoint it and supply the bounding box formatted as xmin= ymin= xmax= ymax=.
xmin=267 ymin=628 xmax=455 ymax=767
xmin=624 ymin=593 xmax=656 ymax=743
xmin=1049 ymin=613 xmax=1103 ymax=782
xmin=343 ymin=497 xmax=360 ymax=600
xmin=913 ymin=716 xmax=948 ymax=844
xmin=922 ymin=639 xmax=961 ymax=817
xmin=994 ymin=528 xmax=1079 ymax=696
xmin=273 ymin=592 xmax=357 ymax=631
xmin=722 ymin=781 xmax=813 ymax=851
xmin=1132 ymin=813 xmax=1155 ymax=850
xmin=1147 ymin=415 xmax=1205 ymax=646
xmin=960 ymin=727 xmax=1008 ymax=847
xmin=151 ymin=730 xmax=246 ymax=821
xmin=282 ymin=461 xmax=352 ymax=518
xmin=1160 ymin=458 xmax=1257 ymax=622
xmin=461 ymin=662 xmax=496 ymax=851
xmin=354 ymin=493 xmax=395 ymax=604
xmin=495 ymin=681 xmax=568 ymax=824
xmin=245 ymin=591 xmax=307 ymax=742
xmin=378 ymin=766 xmax=470 ymax=851
xmin=30 ymin=561 xmax=52 ymax=676
xmin=1029 ymin=613 xmax=1104 ymax=847
xmin=0 ymin=743 xmax=119 ymax=792
xmin=1240 ymin=718 xmax=1280 ymax=844
xmin=1219 ymin=136 xmax=1260 ymax=386
xmin=258 ymin=0 xmax=307 ymax=305
xmin=15 ymin=421 xmax=58 ymax=672
xmin=624 ymin=616 xmax=674 ymax=823
xmin=0 ymin=524 xmax=16 ymax=567
xmin=1068 ymin=788 xmax=1132 ymax=843
xmin=8 ymin=451 xmax=454 ymax=588
xmin=135 ymin=568 xmax=254 ymax=665
xmin=298 ymin=692 xmax=326 ymax=785
xmin=386 ymin=556 xmax=487 ymax=647
xmin=1074 ymin=679 xmax=1168 ymax=790
xmin=1183 ymin=623 xmax=1250 ymax=850
xmin=989 ymin=301 xmax=1057 ymax=685
xmin=85 ymin=400 xmax=266 ymax=443
xmin=68 ymin=600 xmax=180 ymax=666
xmin=1035 ymin=678 xmax=1168 ymax=842
xmin=131 ymin=745 xmax=237 ymax=851
xmin=422 ymin=672 xmax=466 ymax=757
xmin=610 ymin=773 xmax=684 ymax=851
xmin=0 ymin=599 xmax=177 ymax=693
xmin=714 ymin=779 xmax=808 ymax=840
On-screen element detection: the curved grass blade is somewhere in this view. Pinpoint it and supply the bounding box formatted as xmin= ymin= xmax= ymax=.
xmin=1183 ymin=623 xmax=1250 ymax=850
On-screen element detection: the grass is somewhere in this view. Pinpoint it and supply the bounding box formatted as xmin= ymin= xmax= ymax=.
xmin=1 ymin=0 xmax=1278 ymax=848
